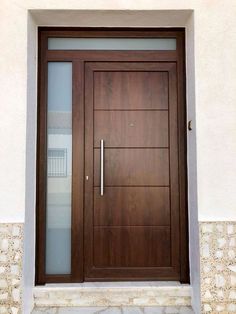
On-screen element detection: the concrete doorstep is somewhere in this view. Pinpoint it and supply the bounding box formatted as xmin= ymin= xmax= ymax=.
xmin=32 ymin=306 xmax=194 ymax=313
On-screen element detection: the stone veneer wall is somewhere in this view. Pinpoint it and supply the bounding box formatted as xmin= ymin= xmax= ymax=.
xmin=0 ymin=224 xmax=23 ymax=314
xmin=200 ymin=222 xmax=236 ymax=313
xmin=1 ymin=221 xmax=236 ymax=313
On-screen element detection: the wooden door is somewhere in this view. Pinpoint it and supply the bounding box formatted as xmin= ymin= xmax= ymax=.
xmin=36 ymin=28 xmax=189 ymax=285
xmin=84 ymin=61 xmax=181 ymax=281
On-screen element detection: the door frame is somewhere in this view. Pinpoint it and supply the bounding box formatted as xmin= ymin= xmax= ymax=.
xmin=36 ymin=27 xmax=189 ymax=284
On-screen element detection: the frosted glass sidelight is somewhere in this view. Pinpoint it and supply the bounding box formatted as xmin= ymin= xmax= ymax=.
xmin=48 ymin=38 xmax=176 ymax=50
xmin=46 ymin=62 xmax=72 ymax=275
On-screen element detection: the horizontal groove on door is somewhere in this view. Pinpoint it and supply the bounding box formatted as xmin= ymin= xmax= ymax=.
xmin=94 ymin=109 xmax=169 ymax=111
xmin=93 ymin=185 xmax=170 ymax=187
xmin=94 ymin=225 xmax=170 ymax=227
xmin=93 ymin=147 xmax=170 ymax=149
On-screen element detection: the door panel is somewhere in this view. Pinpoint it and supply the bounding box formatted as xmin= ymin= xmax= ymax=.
xmin=94 ymin=111 xmax=168 ymax=148
xmin=94 ymin=187 xmax=170 ymax=226
xmin=94 ymin=148 xmax=169 ymax=186
xmin=94 ymin=227 xmax=171 ymax=267
xmin=85 ymin=62 xmax=180 ymax=280
xmin=94 ymin=71 xmax=168 ymax=110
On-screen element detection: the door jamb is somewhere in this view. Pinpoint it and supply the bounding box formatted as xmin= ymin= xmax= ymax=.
xmin=36 ymin=27 xmax=189 ymax=284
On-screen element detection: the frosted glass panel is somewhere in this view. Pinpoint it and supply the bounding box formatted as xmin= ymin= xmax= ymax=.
xmin=48 ymin=38 xmax=176 ymax=50
xmin=46 ymin=62 xmax=72 ymax=275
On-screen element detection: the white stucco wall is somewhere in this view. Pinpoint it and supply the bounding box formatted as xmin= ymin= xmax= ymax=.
xmin=1 ymin=1 xmax=236 ymax=223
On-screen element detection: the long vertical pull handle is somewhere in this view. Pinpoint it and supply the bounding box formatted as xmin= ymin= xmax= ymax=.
xmin=100 ymin=139 xmax=104 ymax=196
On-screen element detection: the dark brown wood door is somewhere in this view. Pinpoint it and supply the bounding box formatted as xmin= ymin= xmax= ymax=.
xmin=84 ymin=61 xmax=180 ymax=281
xmin=36 ymin=29 xmax=189 ymax=285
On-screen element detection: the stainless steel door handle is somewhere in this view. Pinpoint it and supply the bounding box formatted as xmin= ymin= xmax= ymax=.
xmin=100 ymin=139 xmax=104 ymax=196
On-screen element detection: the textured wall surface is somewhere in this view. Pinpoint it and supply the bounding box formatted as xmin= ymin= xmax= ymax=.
xmin=0 ymin=0 xmax=236 ymax=222
xmin=200 ymin=222 xmax=236 ymax=313
xmin=0 ymin=224 xmax=23 ymax=314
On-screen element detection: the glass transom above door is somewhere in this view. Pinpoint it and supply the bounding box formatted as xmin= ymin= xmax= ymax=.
xmin=48 ymin=38 xmax=176 ymax=50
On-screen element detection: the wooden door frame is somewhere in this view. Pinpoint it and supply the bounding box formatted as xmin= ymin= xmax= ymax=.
xmin=36 ymin=27 xmax=189 ymax=284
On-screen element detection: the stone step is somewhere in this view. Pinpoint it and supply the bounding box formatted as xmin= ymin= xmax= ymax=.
xmin=32 ymin=306 xmax=194 ymax=314
xmin=33 ymin=282 xmax=192 ymax=308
